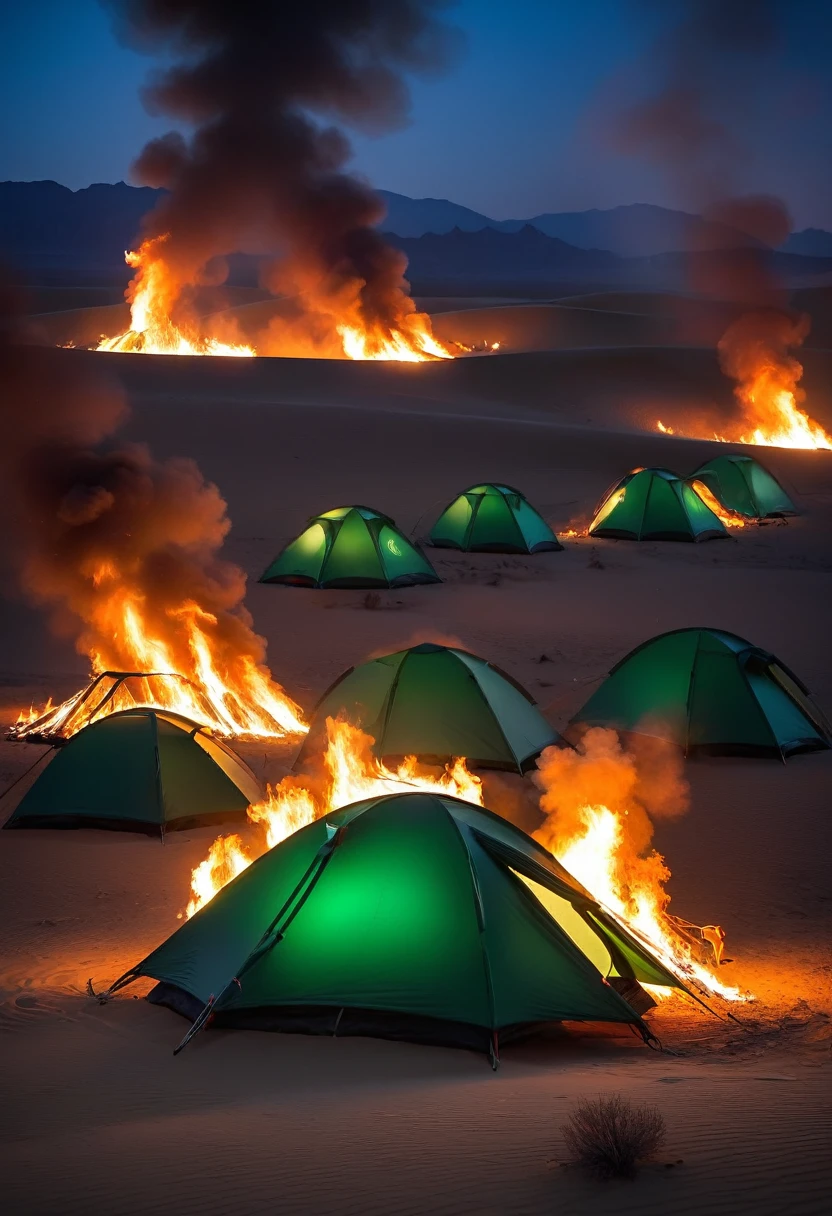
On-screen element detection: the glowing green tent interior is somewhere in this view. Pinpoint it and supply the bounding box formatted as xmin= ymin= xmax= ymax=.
xmin=3 ymin=709 xmax=261 ymax=834
xmin=429 ymin=483 xmax=562 ymax=553
xmin=295 ymin=642 xmax=561 ymax=773
xmin=259 ymin=506 xmax=440 ymax=589
xmin=589 ymin=467 xmax=728 ymax=542
xmin=690 ymin=454 xmax=796 ymax=519
xmin=97 ymin=791 xmax=685 ymax=1061
xmin=570 ymin=628 xmax=832 ymax=759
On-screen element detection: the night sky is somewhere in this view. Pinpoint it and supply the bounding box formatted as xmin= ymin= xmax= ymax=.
xmin=3 ymin=0 xmax=831 ymax=228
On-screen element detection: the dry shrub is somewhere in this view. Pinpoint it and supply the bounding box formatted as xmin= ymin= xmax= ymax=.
xmin=562 ymin=1094 xmax=666 ymax=1179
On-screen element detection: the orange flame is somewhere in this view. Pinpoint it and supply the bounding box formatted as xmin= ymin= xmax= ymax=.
xmin=95 ymin=237 xmax=455 ymax=362
xmin=185 ymin=717 xmax=483 ymax=916
xmin=534 ymin=729 xmax=749 ymax=1003
xmin=689 ymin=480 xmax=747 ymax=528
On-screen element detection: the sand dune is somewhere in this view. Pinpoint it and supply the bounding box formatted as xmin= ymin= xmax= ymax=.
xmin=1 ymin=342 xmax=830 ymax=1214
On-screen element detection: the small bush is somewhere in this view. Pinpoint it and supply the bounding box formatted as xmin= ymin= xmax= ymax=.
xmin=562 ymin=1094 xmax=666 ymax=1179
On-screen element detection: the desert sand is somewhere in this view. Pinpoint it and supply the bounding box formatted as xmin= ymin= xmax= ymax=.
xmin=1 ymin=301 xmax=831 ymax=1214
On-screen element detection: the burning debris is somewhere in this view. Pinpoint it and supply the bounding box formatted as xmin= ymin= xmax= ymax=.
xmin=7 ymin=670 xmax=299 ymax=744
xmin=97 ymin=1 xmax=460 ymax=361
xmin=533 ymin=727 xmax=747 ymax=1002
xmin=0 ymin=273 xmax=306 ymax=743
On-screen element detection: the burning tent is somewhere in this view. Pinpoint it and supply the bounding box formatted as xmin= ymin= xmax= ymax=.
xmin=295 ymin=643 xmax=561 ymax=774
xmin=689 ymin=455 xmax=797 ymax=520
xmin=429 ymin=483 xmax=562 ymax=554
xmin=92 ymin=791 xmax=687 ymax=1062
xmin=259 ymin=507 xmax=440 ymax=590
xmin=3 ymin=709 xmax=261 ymax=835
xmin=569 ymin=628 xmax=832 ymax=760
xmin=589 ymin=468 xmax=728 ymax=542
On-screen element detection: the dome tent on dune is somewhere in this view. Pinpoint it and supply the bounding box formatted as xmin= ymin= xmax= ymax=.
xmin=590 ymin=467 xmax=727 ymax=542
xmin=429 ymin=483 xmax=562 ymax=553
xmin=259 ymin=506 xmax=440 ymax=589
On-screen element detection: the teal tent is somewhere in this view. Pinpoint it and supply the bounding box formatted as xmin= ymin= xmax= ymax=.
xmin=4 ymin=709 xmax=262 ymax=834
xmin=690 ymin=455 xmax=796 ymax=519
xmin=590 ymin=468 xmax=728 ymax=542
xmin=430 ymin=483 xmax=562 ymax=553
xmin=570 ymin=628 xmax=831 ymax=759
xmin=259 ymin=506 xmax=440 ymax=589
xmin=95 ymin=791 xmax=685 ymax=1061
xmin=296 ymin=643 xmax=561 ymax=773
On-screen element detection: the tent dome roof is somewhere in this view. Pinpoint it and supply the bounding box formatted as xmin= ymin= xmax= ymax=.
xmin=429 ymin=482 xmax=562 ymax=554
xmin=571 ymin=627 xmax=831 ymax=759
xmin=590 ymin=467 xmax=727 ymax=542
xmin=260 ymin=505 xmax=440 ymax=590
xmin=4 ymin=708 xmax=261 ymax=834
xmin=295 ymin=643 xmax=562 ymax=773
xmin=99 ymin=790 xmax=684 ymax=1059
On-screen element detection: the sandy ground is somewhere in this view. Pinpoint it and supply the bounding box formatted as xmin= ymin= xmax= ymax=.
xmin=1 ymin=311 xmax=831 ymax=1214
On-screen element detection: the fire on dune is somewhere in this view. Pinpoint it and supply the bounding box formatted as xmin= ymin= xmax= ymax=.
xmin=186 ymin=719 xmax=747 ymax=1006
xmin=96 ymin=237 xmax=454 ymax=363
xmin=656 ymin=311 xmax=832 ymax=451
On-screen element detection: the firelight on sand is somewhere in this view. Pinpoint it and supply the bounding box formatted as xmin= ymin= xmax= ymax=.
xmin=96 ymin=238 xmax=455 ymax=362
xmin=186 ymin=719 xmax=746 ymax=1005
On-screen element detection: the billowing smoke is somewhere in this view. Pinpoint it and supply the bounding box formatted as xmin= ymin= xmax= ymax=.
xmin=0 ymin=272 xmax=303 ymax=730
xmin=105 ymin=1 xmax=460 ymax=355
xmin=606 ymin=2 xmax=820 ymax=438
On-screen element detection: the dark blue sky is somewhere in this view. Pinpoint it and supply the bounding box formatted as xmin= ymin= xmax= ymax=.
xmin=3 ymin=1 xmax=831 ymax=227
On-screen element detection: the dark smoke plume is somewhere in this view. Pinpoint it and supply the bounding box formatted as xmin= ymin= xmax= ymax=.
xmin=0 ymin=271 xmax=300 ymax=723
xmin=604 ymin=1 xmax=822 ymax=432
xmin=106 ymin=1 xmax=460 ymax=352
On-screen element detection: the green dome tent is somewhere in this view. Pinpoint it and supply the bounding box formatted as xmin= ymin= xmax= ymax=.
xmin=3 ymin=709 xmax=262 ymax=835
xmin=259 ymin=506 xmax=440 ymax=589
xmin=295 ymin=643 xmax=561 ymax=773
xmin=589 ymin=467 xmax=728 ymax=542
xmin=690 ymin=454 xmax=796 ymax=519
xmin=429 ymin=483 xmax=562 ymax=553
xmin=95 ymin=791 xmax=685 ymax=1062
xmin=570 ymin=628 xmax=832 ymax=759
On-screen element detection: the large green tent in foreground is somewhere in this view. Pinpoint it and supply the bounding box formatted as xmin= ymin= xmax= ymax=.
xmin=296 ymin=642 xmax=561 ymax=773
xmin=429 ymin=483 xmax=563 ymax=553
xmin=97 ymin=792 xmax=684 ymax=1061
xmin=570 ymin=628 xmax=832 ymax=759
xmin=259 ymin=506 xmax=440 ymax=589
xmin=590 ymin=467 xmax=728 ymax=542
xmin=3 ymin=709 xmax=261 ymax=834
xmin=690 ymin=454 xmax=796 ymax=519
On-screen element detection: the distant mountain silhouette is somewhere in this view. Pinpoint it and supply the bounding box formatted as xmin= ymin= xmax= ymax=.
xmin=385 ymin=225 xmax=617 ymax=280
xmin=2 ymin=181 xmax=831 ymax=287
xmin=779 ymin=228 xmax=832 ymax=258
xmin=377 ymin=190 xmax=496 ymax=237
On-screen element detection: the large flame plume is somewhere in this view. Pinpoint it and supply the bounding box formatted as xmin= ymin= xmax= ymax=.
xmin=533 ymin=728 xmax=748 ymax=1002
xmin=1 ymin=273 xmax=304 ymax=743
xmin=185 ymin=717 xmax=483 ymax=917
xmin=98 ymin=2 xmax=460 ymax=363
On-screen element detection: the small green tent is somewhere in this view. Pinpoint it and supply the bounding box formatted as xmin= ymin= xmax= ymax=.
xmin=590 ymin=467 xmax=728 ymax=542
xmin=96 ymin=791 xmax=685 ymax=1061
xmin=429 ymin=483 xmax=562 ymax=553
xmin=570 ymin=628 xmax=832 ymax=759
xmin=296 ymin=643 xmax=561 ymax=773
xmin=259 ymin=506 xmax=440 ymax=589
xmin=3 ymin=709 xmax=262 ymax=834
xmin=690 ymin=455 xmax=796 ymax=519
